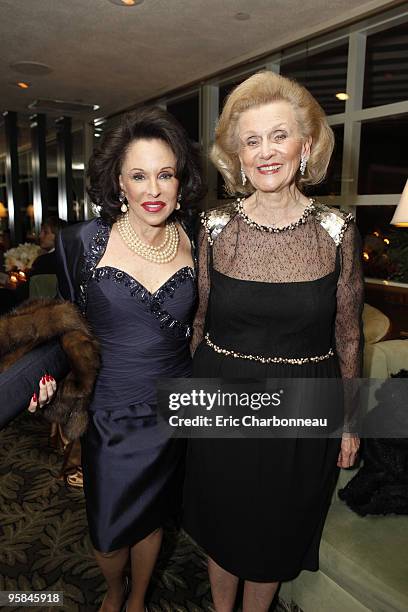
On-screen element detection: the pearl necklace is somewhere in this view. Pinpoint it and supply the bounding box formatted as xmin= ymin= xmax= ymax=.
xmin=117 ymin=212 xmax=179 ymax=264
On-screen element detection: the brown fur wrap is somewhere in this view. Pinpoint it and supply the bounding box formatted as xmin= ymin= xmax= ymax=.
xmin=0 ymin=299 xmax=100 ymax=440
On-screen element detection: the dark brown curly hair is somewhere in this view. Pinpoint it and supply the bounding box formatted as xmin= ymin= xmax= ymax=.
xmin=87 ymin=106 xmax=205 ymax=224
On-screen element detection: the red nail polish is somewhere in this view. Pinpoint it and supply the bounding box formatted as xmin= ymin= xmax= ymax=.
xmin=46 ymin=374 xmax=50 ymax=382
xmin=41 ymin=377 xmax=45 ymax=384
xmin=33 ymin=393 xmax=37 ymax=402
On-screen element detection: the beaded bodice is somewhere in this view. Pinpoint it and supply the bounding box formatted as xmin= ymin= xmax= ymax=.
xmin=192 ymin=198 xmax=364 ymax=380
xmin=71 ymin=217 xmax=197 ymax=410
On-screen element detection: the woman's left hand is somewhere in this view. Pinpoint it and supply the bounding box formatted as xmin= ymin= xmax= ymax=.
xmin=337 ymin=433 xmax=360 ymax=468
xmin=28 ymin=374 xmax=57 ymax=413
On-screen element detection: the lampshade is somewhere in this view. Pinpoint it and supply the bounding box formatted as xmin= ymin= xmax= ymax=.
xmin=391 ymin=180 xmax=408 ymax=227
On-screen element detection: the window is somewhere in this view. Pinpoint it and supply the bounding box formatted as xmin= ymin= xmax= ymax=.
xmin=358 ymin=115 xmax=408 ymax=195
xmin=280 ymin=44 xmax=349 ymax=116
xmin=356 ymin=205 xmax=408 ymax=283
xmin=363 ymin=22 xmax=408 ymax=109
xmin=308 ymin=125 xmax=344 ymax=197
xmin=167 ymin=94 xmax=199 ymax=142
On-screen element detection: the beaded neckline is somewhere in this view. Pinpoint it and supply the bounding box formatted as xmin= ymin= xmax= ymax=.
xmin=235 ymin=198 xmax=315 ymax=233
xmin=91 ymin=265 xmax=195 ymax=338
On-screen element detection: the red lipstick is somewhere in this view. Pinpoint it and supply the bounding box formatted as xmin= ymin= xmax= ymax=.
xmin=141 ymin=201 xmax=166 ymax=213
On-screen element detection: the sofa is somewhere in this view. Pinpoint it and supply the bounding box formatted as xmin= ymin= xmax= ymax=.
xmin=279 ymin=304 xmax=408 ymax=612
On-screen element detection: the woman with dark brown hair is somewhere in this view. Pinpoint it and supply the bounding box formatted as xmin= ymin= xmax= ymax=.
xmin=29 ymin=106 xmax=204 ymax=612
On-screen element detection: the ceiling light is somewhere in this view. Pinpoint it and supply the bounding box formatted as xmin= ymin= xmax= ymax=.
xmin=234 ymin=12 xmax=250 ymax=20
xmin=93 ymin=104 xmax=100 ymax=111
xmin=108 ymin=0 xmax=144 ymax=6
xmin=94 ymin=133 xmax=101 ymax=138
xmin=17 ymin=82 xmax=30 ymax=89
xmin=335 ymin=92 xmax=349 ymax=101
xmin=28 ymin=99 xmax=98 ymax=113
xmin=10 ymin=61 xmax=52 ymax=76
xmin=94 ymin=117 xmax=106 ymax=126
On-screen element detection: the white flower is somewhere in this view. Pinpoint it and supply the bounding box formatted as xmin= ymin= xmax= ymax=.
xmin=4 ymin=243 xmax=43 ymax=271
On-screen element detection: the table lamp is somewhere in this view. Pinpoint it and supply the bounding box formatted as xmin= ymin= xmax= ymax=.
xmin=391 ymin=180 xmax=408 ymax=227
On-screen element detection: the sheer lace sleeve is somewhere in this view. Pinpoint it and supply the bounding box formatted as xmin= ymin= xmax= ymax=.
xmin=191 ymin=223 xmax=211 ymax=355
xmin=335 ymin=219 xmax=365 ymax=432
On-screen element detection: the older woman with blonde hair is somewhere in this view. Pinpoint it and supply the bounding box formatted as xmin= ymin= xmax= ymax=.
xmin=183 ymin=71 xmax=363 ymax=612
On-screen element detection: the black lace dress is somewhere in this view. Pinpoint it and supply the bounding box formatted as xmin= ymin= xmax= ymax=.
xmin=183 ymin=200 xmax=364 ymax=582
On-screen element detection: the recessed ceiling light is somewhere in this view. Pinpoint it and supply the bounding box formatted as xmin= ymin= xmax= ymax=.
xmin=335 ymin=92 xmax=349 ymax=101
xmin=93 ymin=104 xmax=100 ymax=111
xmin=108 ymin=0 xmax=144 ymax=6
xmin=235 ymin=12 xmax=250 ymax=21
xmin=17 ymin=82 xmax=30 ymax=89
xmin=28 ymin=99 xmax=98 ymax=114
xmin=10 ymin=61 xmax=53 ymax=76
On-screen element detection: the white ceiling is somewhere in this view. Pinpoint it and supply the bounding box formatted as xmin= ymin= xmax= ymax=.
xmin=0 ymin=0 xmax=404 ymax=123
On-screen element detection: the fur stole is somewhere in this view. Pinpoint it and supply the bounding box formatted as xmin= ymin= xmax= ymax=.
xmin=0 ymin=299 xmax=100 ymax=440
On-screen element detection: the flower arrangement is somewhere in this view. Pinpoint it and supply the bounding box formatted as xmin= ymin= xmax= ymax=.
xmin=4 ymin=243 xmax=42 ymax=272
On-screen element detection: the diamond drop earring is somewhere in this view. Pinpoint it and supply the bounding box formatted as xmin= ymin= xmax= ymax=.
xmin=299 ymin=156 xmax=307 ymax=176
xmin=119 ymin=191 xmax=128 ymax=213
xmin=241 ymin=167 xmax=247 ymax=186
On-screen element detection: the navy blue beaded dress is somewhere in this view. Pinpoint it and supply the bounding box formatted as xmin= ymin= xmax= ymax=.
xmin=56 ymin=217 xmax=196 ymax=553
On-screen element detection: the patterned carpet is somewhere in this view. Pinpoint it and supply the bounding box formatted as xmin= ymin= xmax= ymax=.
xmin=0 ymin=412 xmax=287 ymax=612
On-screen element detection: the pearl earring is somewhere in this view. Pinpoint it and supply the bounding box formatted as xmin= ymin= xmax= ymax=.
xmin=119 ymin=191 xmax=128 ymax=213
xmin=176 ymin=192 xmax=181 ymax=210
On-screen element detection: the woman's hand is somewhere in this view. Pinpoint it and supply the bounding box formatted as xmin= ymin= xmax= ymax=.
xmin=28 ymin=374 xmax=57 ymax=413
xmin=337 ymin=433 xmax=360 ymax=468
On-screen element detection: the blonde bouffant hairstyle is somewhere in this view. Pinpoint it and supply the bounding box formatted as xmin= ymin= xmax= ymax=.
xmin=211 ymin=71 xmax=334 ymax=196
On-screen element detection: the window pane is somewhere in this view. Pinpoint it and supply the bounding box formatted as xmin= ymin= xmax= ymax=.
xmin=219 ymin=74 xmax=256 ymax=113
xmin=363 ymin=22 xmax=408 ymax=108
xmin=280 ymin=44 xmax=349 ymax=116
xmin=307 ymin=124 xmax=343 ymax=197
xmin=167 ymin=94 xmax=199 ymax=143
xmin=356 ymin=205 xmax=408 ymax=283
xmin=358 ymin=116 xmax=408 ymax=194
